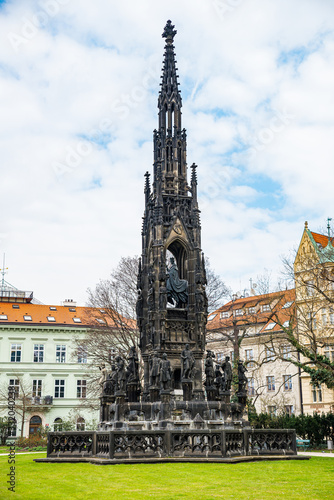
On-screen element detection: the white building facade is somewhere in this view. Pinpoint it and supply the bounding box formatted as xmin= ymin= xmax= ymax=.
xmin=0 ymin=293 xmax=99 ymax=438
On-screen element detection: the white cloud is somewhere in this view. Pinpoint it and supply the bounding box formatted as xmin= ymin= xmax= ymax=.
xmin=0 ymin=0 xmax=333 ymax=304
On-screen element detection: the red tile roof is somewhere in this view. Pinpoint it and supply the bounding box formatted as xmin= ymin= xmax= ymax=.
xmin=207 ymin=288 xmax=295 ymax=332
xmin=0 ymin=303 xmax=127 ymax=327
xmin=311 ymin=231 xmax=332 ymax=249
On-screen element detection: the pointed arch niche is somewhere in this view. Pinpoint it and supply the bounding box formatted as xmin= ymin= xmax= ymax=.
xmin=166 ymin=239 xmax=188 ymax=281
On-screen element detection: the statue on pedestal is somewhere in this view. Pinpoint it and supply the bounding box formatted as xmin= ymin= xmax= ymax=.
xmin=99 ymin=363 xmax=108 ymax=393
xmin=103 ymin=364 xmax=117 ymax=396
xmin=221 ymin=355 xmax=232 ymax=392
xmin=160 ymin=353 xmax=172 ymax=391
xmin=115 ymin=356 xmax=127 ymax=393
xmin=166 ymin=257 xmax=188 ymax=307
xmin=238 ymin=360 xmax=248 ymax=393
xmin=126 ymin=346 xmax=139 ymax=384
xmin=149 ymin=352 xmax=161 ymax=387
xmin=204 ymin=350 xmax=215 ymax=388
xmin=181 ymin=343 xmax=195 ymax=380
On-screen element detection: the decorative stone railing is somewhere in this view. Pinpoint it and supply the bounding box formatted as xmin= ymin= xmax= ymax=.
xmin=47 ymin=429 xmax=296 ymax=459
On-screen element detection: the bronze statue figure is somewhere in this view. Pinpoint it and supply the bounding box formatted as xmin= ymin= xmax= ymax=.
xmin=149 ymin=352 xmax=161 ymax=387
xmin=181 ymin=343 xmax=195 ymax=380
xmin=166 ymin=257 xmax=188 ymax=307
xmin=160 ymin=353 xmax=172 ymax=390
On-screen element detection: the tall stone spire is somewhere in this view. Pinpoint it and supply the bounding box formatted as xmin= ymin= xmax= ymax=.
xmin=158 ymin=20 xmax=182 ymax=115
xmin=154 ymin=20 xmax=187 ymax=197
xmin=139 ymin=21 xmax=207 ymax=402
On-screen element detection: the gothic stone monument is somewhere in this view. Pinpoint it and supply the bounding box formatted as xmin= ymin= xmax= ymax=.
xmin=38 ymin=21 xmax=298 ymax=464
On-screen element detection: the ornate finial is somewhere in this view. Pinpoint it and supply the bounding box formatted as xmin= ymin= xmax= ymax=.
xmin=191 ymin=163 xmax=197 ymax=185
xmin=304 ymin=221 xmax=308 ymax=229
xmin=162 ymin=20 xmax=177 ymax=42
xmin=144 ymin=171 xmax=151 ymax=203
xmin=327 ymin=218 xmax=332 ymax=239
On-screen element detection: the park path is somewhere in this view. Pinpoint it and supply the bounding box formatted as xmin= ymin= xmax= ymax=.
xmin=0 ymin=451 xmax=45 ymax=456
xmin=298 ymin=451 xmax=334 ymax=457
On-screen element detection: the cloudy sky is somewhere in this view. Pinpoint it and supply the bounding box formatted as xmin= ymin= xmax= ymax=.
xmin=0 ymin=0 xmax=333 ymax=305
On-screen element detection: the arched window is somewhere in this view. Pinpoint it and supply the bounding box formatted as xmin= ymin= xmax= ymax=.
xmin=54 ymin=417 xmax=62 ymax=432
xmin=29 ymin=415 xmax=42 ymax=435
xmin=76 ymin=417 xmax=85 ymax=431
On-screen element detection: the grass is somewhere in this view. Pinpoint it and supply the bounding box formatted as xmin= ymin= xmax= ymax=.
xmin=0 ymin=453 xmax=333 ymax=500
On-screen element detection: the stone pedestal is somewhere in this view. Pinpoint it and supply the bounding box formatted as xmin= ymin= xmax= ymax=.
xmin=150 ymin=386 xmax=160 ymax=402
xmin=160 ymin=390 xmax=172 ymax=403
xmin=182 ymin=379 xmax=193 ymax=401
xmin=206 ymin=386 xmax=216 ymax=402
xmin=115 ymin=391 xmax=126 ymax=405
xmin=219 ymin=391 xmax=231 ymax=404
xmin=237 ymin=392 xmax=247 ymax=406
xmin=192 ymin=389 xmax=205 ymax=401
xmin=127 ymin=382 xmax=140 ymax=403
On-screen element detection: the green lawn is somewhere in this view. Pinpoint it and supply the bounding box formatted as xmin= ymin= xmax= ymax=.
xmin=0 ymin=453 xmax=333 ymax=500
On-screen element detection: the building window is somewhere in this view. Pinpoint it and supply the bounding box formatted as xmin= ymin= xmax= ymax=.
xmin=267 ymin=376 xmax=275 ymax=392
xmin=330 ymin=308 xmax=334 ymax=325
xmin=285 ymin=405 xmax=294 ymax=416
xmin=8 ymin=418 xmax=17 ymax=437
xmin=282 ymin=301 xmax=293 ymax=309
xmin=50 ymin=307 xmax=57 ymax=311
xmin=77 ymin=346 xmax=87 ymax=364
xmin=32 ymin=380 xmax=42 ymax=398
xmin=76 ymin=417 xmax=85 ymax=431
xmin=312 ymin=384 xmax=322 ymax=403
xmin=47 ymin=316 xmax=56 ymax=322
xmin=10 ymin=344 xmax=22 ymax=362
xmin=248 ymin=307 xmax=256 ymax=314
xmin=322 ymin=309 xmax=327 ymax=326
xmin=268 ymin=405 xmax=277 ymax=416
xmin=56 ymin=345 xmax=66 ymax=363
xmin=265 ymin=347 xmax=275 ymax=361
xmin=0 ymin=314 xmax=8 ymax=320
xmin=306 ymin=281 xmax=315 ymax=296
xmin=265 ymin=322 xmax=276 ymax=330
xmin=108 ymin=348 xmax=116 ymax=363
xmin=247 ymin=378 xmax=255 ymax=396
xmin=54 ymin=379 xmax=65 ymax=398
xmin=282 ymin=344 xmax=292 ymax=360
xmin=262 ymin=304 xmax=271 ymax=312
xmin=77 ymin=380 xmax=87 ymax=398
xmin=216 ymin=352 xmax=224 ymax=363
xmin=33 ymin=344 xmax=44 ymax=363
xmin=308 ymin=312 xmax=316 ymax=330
xmin=283 ymin=375 xmax=292 ymax=391
xmin=96 ymin=318 xmax=106 ymax=325
xmin=234 ymin=309 xmax=243 ymax=316
xmin=324 ymin=345 xmax=334 ymax=362
xmin=24 ymin=315 xmax=32 ymax=321
xmin=9 ymin=379 xmax=20 ymax=398
xmin=245 ymin=349 xmax=254 ymax=368
xmin=73 ymin=317 xmax=82 ymax=323
xmin=220 ymin=311 xmax=229 ymax=319
xmin=54 ymin=418 xmax=62 ymax=431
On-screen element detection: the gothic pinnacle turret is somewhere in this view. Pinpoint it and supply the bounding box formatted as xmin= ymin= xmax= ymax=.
xmin=153 ymin=20 xmax=187 ymax=197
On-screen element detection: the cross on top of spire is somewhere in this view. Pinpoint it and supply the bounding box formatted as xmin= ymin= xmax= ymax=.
xmin=162 ymin=20 xmax=177 ymax=43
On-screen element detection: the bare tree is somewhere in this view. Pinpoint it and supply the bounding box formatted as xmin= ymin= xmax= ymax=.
xmin=205 ymin=257 xmax=230 ymax=312
xmin=72 ymin=256 xmax=140 ymax=410
xmin=0 ymin=374 xmax=50 ymax=437
xmin=266 ymin=249 xmax=334 ymax=389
